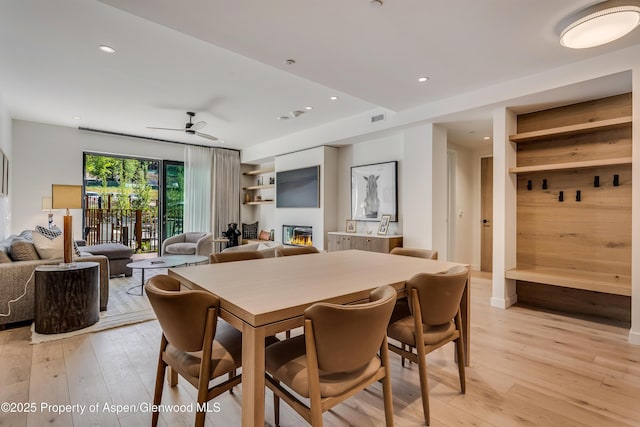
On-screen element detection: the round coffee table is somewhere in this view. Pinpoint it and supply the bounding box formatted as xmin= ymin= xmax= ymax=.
xmin=126 ymin=257 xmax=190 ymax=295
xmin=163 ymin=254 xmax=209 ymax=266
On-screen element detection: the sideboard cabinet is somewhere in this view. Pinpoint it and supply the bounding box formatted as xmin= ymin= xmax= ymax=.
xmin=327 ymin=232 xmax=402 ymax=254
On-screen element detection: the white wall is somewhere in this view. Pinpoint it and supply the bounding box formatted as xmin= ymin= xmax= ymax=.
xmin=11 ymin=120 xmax=184 ymax=237
xmin=274 ymin=146 xmax=338 ymax=250
xmin=337 ymin=134 xmax=404 ymax=235
xmin=0 ymin=91 xmax=10 ymax=239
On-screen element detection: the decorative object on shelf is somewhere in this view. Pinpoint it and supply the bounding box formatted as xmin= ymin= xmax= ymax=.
xmin=244 ymin=192 xmax=251 ymax=203
xmin=52 ymin=184 xmax=82 ymax=264
xmin=269 ymin=176 xmax=275 ymax=185
xmin=351 ymin=161 xmax=397 ymax=222
xmin=542 ymin=179 xmax=548 ymax=190
xmin=346 ymin=219 xmax=357 ymax=233
xmin=594 ymin=175 xmax=600 ymax=187
xmin=613 ymin=174 xmax=620 ymax=186
xmin=255 ymin=195 xmax=262 ymax=201
xmin=377 ymin=214 xmax=391 ymax=235
xmin=576 ymin=190 xmax=581 ymax=202
xmin=527 ymin=180 xmax=532 ymax=191
xmin=558 ymin=191 xmax=564 ymax=202
xmin=257 ymin=176 xmax=263 ymax=186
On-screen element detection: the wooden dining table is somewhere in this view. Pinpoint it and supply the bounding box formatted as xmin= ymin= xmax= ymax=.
xmin=168 ymin=249 xmax=470 ymax=427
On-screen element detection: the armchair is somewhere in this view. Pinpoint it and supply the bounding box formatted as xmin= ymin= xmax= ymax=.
xmin=161 ymin=232 xmax=213 ymax=256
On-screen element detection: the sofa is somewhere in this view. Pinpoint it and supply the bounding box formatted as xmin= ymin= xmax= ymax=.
xmin=221 ymin=241 xmax=283 ymax=258
xmin=161 ymin=232 xmax=213 ymax=256
xmin=0 ymin=231 xmax=110 ymax=326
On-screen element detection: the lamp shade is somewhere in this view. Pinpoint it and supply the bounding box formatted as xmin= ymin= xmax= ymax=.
xmin=561 ymin=4 xmax=640 ymax=49
xmin=52 ymin=184 xmax=82 ymax=209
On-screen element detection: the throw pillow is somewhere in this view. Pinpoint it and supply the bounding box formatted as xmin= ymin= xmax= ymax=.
xmin=242 ymin=222 xmax=258 ymax=240
xmin=32 ymin=231 xmax=64 ymax=259
xmin=258 ymin=230 xmax=271 ymax=241
xmin=10 ymin=240 xmax=40 ymax=261
xmin=0 ymin=250 xmax=12 ymax=263
xmin=34 ymin=225 xmax=81 ymax=256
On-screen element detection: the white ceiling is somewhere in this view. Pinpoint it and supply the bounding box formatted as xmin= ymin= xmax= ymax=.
xmin=0 ymin=0 xmax=639 ymax=151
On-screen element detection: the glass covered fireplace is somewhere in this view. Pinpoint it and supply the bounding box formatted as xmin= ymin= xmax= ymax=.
xmin=282 ymin=225 xmax=313 ymax=246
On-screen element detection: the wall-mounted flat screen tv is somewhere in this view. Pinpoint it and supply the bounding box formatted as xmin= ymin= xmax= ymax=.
xmin=276 ymin=165 xmax=320 ymax=208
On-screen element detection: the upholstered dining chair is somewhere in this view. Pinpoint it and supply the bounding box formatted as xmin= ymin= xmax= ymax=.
xmin=390 ymin=246 xmax=438 ymax=260
xmin=265 ymin=285 xmax=397 ymax=427
xmin=145 ymin=275 xmax=243 ymax=427
xmin=386 ymin=266 xmax=468 ymax=426
xmin=209 ymin=250 xmax=264 ymax=263
xmin=275 ymin=246 xmax=320 ymax=257
xmin=389 ymin=246 xmax=438 ymax=367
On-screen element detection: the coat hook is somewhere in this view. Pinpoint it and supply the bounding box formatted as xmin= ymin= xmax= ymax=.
xmin=527 ymin=180 xmax=532 ymax=191
xmin=559 ymin=191 xmax=564 ymax=202
xmin=594 ymin=176 xmax=599 ymax=187
xmin=576 ymin=190 xmax=581 ymax=202
xmin=542 ymin=179 xmax=548 ymax=190
xmin=613 ymin=174 xmax=619 ymax=187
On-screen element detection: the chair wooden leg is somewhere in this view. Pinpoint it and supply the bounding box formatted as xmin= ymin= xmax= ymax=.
xmin=168 ymin=366 xmax=178 ymax=387
xmin=228 ymin=369 xmax=236 ymax=395
xmin=401 ymin=343 xmax=406 ymax=367
xmin=273 ymin=385 xmax=281 ymax=426
xmin=285 ymin=330 xmax=291 ymax=339
xmin=152 ymin=358 xmax=166 ymax=427
xmin=380 ymin=338 xmax=394 ymax=427
xmin=416 ymin=350 xmax=430 ymax=426
xmin=455 ymin=338 xmax=466 ymax=394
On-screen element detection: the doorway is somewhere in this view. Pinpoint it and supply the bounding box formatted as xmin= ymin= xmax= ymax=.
xmin=480 ymin=156 xmax=493 ymax=272
xmin=162 ymin=160 xmax=184 ymax=241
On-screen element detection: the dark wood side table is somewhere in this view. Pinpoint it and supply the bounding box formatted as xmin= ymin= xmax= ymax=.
xmin=34 ymin=262 xmax=100 ymax=334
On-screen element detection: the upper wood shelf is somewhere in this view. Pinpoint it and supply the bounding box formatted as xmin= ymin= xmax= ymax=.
xmin=506 ymin=266 xmax=630 ymax=296
xmin=243 ymin=184 xmax=274 ymax=191
xmin=509 ymin=116 xmax=632 ymax=143
xmin=243 ymin=168 xmax=274 ymax=176
xmin=508 ymin=157 xmax=632 ymax=174
xmin=243 ymin=200 xmax=274 ymax=205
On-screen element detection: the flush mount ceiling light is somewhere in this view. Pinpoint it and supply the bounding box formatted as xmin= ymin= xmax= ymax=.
xmin=560 ymin=1 xmax=640 ymax=48
xmin=370 ymin=0 xmax=383 ymax=8
xmin=98 ymin=44 xmax=115 ymax=53
xmin=329 ymin=96 xmax=339 ymax=101
xmin=290 ymin=110 xmax=304 ymax=118
xmin=417 ymin=76 xmax=430 ymax=83
xmin=305 ymin=106 xmax=313 ymax=110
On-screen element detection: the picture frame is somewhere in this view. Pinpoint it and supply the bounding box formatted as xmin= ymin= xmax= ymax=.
xmin=351 ymin=161 xmax=397 ymax=222
xmin=377 ymin=214 xmax=391 ymax=235
xmin=346 ymin=219 xmax=357 ymax=233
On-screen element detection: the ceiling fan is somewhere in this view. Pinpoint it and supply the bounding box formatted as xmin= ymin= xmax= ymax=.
xmin=147 ymin=111 xmax=218 ymax=141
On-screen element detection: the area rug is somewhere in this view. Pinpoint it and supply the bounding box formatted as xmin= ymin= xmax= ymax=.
xmin=30 ymin=269 xmax=165 ymax=344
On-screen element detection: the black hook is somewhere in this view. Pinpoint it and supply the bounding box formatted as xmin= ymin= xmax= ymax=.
xmin=594 ymin=176 xmax=599 ymax=187
xmin=559 ymin=191 xmax=564 ymax=202
xmin=613 ymin=174 xmax=619 ymax=187
xmin=527 ymin=180 xmax=532 ymax=191
xmin=542 ymin=179 xmax=548 ymax=190
xmin=576 ymin=190 xmax=581 ymax=202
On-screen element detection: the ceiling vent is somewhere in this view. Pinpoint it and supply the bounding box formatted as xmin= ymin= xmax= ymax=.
xmin=371 ymin=113 xmax=385 ymax=123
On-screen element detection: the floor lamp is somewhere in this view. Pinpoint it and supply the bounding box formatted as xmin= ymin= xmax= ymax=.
xmin=52 ymin=184 xmax=82 ymax=265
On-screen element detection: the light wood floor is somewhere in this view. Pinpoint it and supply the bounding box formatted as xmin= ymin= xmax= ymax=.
xmin=1 ymin=273 xmax=640 ymax=426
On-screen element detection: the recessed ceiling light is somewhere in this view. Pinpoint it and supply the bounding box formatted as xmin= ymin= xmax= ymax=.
xmin=72 ymin=116 xmax=81 ymax=120
xmin=330 ymin=96 xmax=339 ymax=101
xmin=483 ymin=136 xmax=491 ymax=140
xmin=370 ymin=0 xmax=383 ymax=8
xmin=277 ymin=116 xmax=290 ymax=120
xmin=305 ymin=106 xmax=313 ymax=110
xmin=560 ymin=3 xmax=640 ymax=48
xmin=284 ymin=59 xmax=296 ymax=65
xmin=417 ymin=76 xmax=429 ymax=83
xmin=98 ymin=44 xmax=115 ymax=53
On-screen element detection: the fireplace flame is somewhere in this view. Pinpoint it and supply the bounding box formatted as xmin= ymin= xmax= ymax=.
xmin=290 ymin=235 xmax=313 ymax=246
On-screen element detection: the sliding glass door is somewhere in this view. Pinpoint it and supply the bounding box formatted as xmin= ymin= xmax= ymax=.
xmin=162 ymin=161 xmax=184 ymax=241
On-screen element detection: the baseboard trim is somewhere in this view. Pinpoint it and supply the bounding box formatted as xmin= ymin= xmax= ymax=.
xmin=629 ymin=329 xmax=640 ymax=345
xmin=490 ymin=295 xmax=517 ymax=309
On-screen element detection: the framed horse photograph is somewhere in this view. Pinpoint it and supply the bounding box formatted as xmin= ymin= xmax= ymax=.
xmin=351 ymin=161 xmax=397 ymax=222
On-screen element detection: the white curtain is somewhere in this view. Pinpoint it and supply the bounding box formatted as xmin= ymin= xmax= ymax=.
xmin=211 ymin=149 xmax=240 ymax=239
xmin=184 ymin=145 xmax=214 ymax=232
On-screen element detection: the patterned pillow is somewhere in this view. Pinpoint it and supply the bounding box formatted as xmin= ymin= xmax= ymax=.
xmin=242 ymin=222 xmax=258 ymax=240
xmin=34 ymin=226 xmax=81 ymax=256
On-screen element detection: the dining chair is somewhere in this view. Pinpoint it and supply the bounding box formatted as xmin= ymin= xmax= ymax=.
xmin=265 ymin=285 xmax=397 ymax=426
xmin=390 ymin=247 xmax=438 ymax=260
xmin=389 ymin=246 xmax=438 ymax=367
xmin=209 ymin=250 xmax=264 ymax=263
xmin=145 ymin=274 xmax=243 ymax=427
xmin=275 ymin=246 xmax=320 ymax=257
xmin=386 ymin=266 xmax=468 ymax=425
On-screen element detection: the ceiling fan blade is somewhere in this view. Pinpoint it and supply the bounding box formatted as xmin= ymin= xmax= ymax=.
xmin=147 ymin=126 xmax=185 ymax=131
xmin=195 ymin=131 xmax=218 ymax=141
xmin=190 ymin=121 xmax=206 ymax=131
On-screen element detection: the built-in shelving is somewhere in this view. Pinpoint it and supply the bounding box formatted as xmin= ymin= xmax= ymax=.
xmin=243 ymin=200 xmax=274 ymax=205
xmin=506 ymin=266 xmax=630 ymax=296
xmin=508 ymin=116 xmax=632 ymax=144
xmin=243 ymin=168 xmax=275 ymax=176
xmin=243 ymin=184 xmax=275 ymax=191
xmin=508 ymin=157 xmax=632 ymax=174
